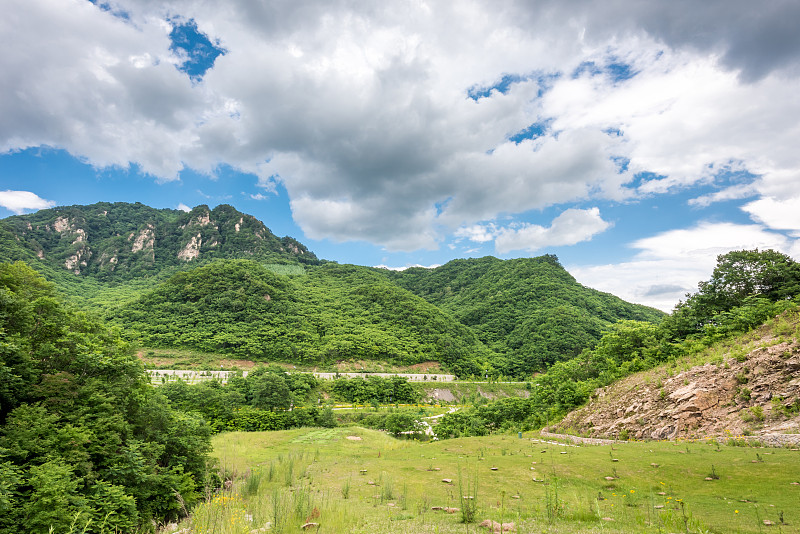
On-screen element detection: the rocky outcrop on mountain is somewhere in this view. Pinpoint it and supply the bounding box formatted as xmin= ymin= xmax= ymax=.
xmin=551 ymin=333 xmax=800 ymax=441
xmin=0 ymin=202 xmax=318 ymax=279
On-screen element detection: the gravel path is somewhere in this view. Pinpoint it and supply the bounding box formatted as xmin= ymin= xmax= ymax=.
xmin=537 ymin=431 xmax=619 ymax=445
xmin=538 ymin=430 xmax=800 ymax=448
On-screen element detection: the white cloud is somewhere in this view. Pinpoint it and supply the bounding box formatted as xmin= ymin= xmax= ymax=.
xmin=631 ymin=222 xmax=789 ymax=261
xmin=570 ymin=221 xmax=794 ymax=312
xmin=0 ymin=0 xmax=203 ymax=180
xmin=454 ymin=223 xmax=497 ymax=243
xmin=742 ymin=196 xmax=800 ymax=235
xmin=0 ymin=190 xmax=56 ymax=214
xmin=3 ymin=0 xmax=800 ymax=252
xmin=543 ymin=49 xmax=800 ymax=199
xmin=495 ymin=208 xmax=611 ymax=254
xmin=176 ymin=202 xmax=191 ymax=212
xmin=688 ymin=184 xmax=758 ymax=207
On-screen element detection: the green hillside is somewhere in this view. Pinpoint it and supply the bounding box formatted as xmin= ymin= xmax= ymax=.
xmin=113 ymin=260 xmax=492 ymax=377
xmin=386 ymin=255 xmax=664 ymax=375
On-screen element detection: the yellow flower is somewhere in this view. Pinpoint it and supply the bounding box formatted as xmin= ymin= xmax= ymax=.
xmin=735 ymin=510 xmax=739 ymax=514
xmin=630 ymin=490 xmax=635 ymax=493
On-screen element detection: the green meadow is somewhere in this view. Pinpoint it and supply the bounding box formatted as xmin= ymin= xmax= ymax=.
xmin=174 ymin=428 xmax=800 ymax=534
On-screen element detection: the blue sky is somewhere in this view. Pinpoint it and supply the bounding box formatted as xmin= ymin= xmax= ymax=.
xmin=2 ymin=0 xmax=800 ymax=311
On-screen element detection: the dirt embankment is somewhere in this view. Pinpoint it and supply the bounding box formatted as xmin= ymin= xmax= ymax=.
xmin=550 ymin=338 xmax=800 ymax=443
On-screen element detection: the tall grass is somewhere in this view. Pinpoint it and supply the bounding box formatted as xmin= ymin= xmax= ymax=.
xmin=457 ymin=465 xmax=479 ymax=523
xmin=169 ymin=427 xmax=800 ymax=534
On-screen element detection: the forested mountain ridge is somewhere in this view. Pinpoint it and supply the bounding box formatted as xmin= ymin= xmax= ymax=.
xmin=2 ymin=201 xmax=663 ymax=378
xmin=114 ymin=260 xmax=493 ymax=377
xmin=0 ymin=202 xmax=318 ymax=281
xmin=385 ymin=255 xmax=664 ymax=375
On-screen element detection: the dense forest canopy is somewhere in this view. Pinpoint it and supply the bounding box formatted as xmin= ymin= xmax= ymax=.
xmin=113 ymin=260 xmax=493 ymax=377
xmin=386 ymin=254 xmax=664 ymax=375
xmin=0 ymin=262 xmax=212 ymax=533
xmin=111 ymin=256 xmax=664 ymax=378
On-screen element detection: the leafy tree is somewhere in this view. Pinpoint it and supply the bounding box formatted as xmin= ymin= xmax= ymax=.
xmin=664 ymin=249 xmax=800 ymax=340
xmin=22 ymin=460 xmax=90 ymax=534
xmin=384 ymin=412 xmax=420 ymax=436
xmin=702 ymin=249 xmax=800 ymax=306
xmin=251 ymin=372 xmax=294 ymax=411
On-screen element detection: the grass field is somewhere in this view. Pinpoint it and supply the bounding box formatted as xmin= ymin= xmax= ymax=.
xmin=170 ymin=428 xmax=800 ymax=534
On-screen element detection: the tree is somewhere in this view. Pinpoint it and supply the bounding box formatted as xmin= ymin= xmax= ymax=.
xmin=664 ymin=249 xmax=800 ymax=339
xmin=0 ymin=262 xmax=212 ymax=533
xmin=384 ymin=412 xmax=419 ymax=436
xmin=700 ymin=249 xmax=800 ymax=309
xmin=251 ymin=372 xmax=294 ymax=411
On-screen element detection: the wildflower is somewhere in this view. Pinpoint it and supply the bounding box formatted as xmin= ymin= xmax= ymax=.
xmin=735 ymin=510 xmax=739 ymax=514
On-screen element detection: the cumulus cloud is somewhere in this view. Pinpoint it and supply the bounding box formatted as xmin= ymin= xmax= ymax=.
xmin=0 ymin=0 xmax=205 ymax=180
xmin=495 ymin=208 xmax=611 ymax=254
xmin=742 ymin=196 xmax=800 ymax=235
xmin=176 ymin=203 xmax=191 ymax=212
xmin=0 ymin=190 xmax=56 ymax=214
xmin=570 ymin=221 xmax=794 ymax=311
xmin=3 ymin=0 xmax=800 ymax=251
xmin=455 ymin=224 xmax=498 ymax=243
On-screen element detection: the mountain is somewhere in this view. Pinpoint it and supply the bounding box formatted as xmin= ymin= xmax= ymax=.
xmin=385 ymin=255 xmax=664 ymax=375
xmin=114 ymin=260 xmax=493 ymax=377
xmin=0 ymin=202 xmax=317 ymax=281
xmin=1 ymin=201 xmax=665 ymax=378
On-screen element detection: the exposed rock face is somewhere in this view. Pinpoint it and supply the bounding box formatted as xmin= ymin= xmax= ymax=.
xmin=51 ymin=216 xmax=92 ymax=274
xmin=131 ymin=224 xmax=155 ymax=253
xmin=552 ymin=336 xmax=800 ymax=440
xmin=180 ymin=211 xmax=215 ymax=229
xmin=178 ymin=233 xmax=202 ymax=261
xmin=53 ymin=215 xmax=70 ymax=233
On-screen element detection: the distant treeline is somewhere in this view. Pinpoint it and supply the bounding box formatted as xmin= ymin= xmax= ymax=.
xmin=158 ymin=367 xmax=424 ymax=433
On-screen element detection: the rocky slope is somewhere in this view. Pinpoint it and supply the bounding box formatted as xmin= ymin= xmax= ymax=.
xmin=550 ymin=322 xmax=800 ymax=441
xmin=0 ymin=202 xmax=317 ymax=280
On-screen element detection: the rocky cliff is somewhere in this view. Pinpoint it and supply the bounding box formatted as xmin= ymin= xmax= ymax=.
xmin=0 ymin=202 xmax=318 ymax=279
